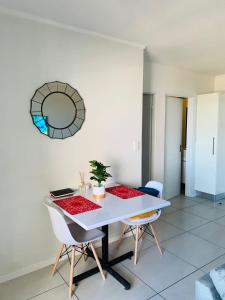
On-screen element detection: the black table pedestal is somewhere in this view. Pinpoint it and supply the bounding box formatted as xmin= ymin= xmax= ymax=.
xmin=73 ymin=225 xmax=133 ymax=290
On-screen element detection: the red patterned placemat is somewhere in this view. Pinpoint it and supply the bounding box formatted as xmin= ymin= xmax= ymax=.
xmin=53 ymin=195 xmax=101 ymax=215
xmin=106 ymin=185 xmax=144 ymax=199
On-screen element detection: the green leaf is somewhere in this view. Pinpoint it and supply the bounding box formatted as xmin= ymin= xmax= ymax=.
xmin=89 ymin=160 xmax=112 ymax=186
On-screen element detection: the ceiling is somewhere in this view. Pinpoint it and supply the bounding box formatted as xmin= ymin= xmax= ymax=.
xmin=1 ymin=0 xmax=225 ymax=75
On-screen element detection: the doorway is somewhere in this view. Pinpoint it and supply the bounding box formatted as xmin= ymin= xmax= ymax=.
xmin=164 ymin=96 xmax=188 ymax=199
xmin=142 ymin=93 xmax=153 ymax=185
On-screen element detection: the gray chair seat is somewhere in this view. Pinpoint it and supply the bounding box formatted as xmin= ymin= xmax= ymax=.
xmin=68 ymin=222 xmax=105 ymax=244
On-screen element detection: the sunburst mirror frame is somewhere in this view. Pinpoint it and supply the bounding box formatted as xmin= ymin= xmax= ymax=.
xmin=30 ymin=81 xmax=85 ymax=139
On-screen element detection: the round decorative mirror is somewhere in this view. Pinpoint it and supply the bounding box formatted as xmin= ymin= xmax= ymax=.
xmin=30 ymin=81 xmax=85 ymax=139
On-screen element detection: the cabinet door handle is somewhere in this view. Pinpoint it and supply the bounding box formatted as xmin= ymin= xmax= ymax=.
xmin=212 ymin=137 xmax=215 ymax=155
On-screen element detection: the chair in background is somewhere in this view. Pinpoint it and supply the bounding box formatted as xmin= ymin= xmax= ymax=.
xmin=117 ymin=181 xmax=163 ymax=265
xmin=44 ymin=200 xmax=105 ymax=298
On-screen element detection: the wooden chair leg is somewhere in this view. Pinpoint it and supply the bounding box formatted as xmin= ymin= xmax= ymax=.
xmin=90 ymin=243 xmax=105 ymax=281
xmin=51 ymin=244 xmax=64 ymax=276
xmin=69 ymin=246 xmax=75 ymax=299
xmin=150 ymin=223 xmax=163 ymax=255
xmin=117 ymin=224 xmax=128 ymax=248
xmin=134 ymin=226 xmax=140 ymax=265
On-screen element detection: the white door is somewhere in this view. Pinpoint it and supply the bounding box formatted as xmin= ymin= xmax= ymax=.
xmin=195 ymin=94 xmax=218 ymax=194
xmin=164 ymin=97 xmax=183 ymax=199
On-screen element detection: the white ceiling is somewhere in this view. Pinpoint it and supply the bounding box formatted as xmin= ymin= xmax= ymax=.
xmin=1 ymin=0 xmax=225 ymax=75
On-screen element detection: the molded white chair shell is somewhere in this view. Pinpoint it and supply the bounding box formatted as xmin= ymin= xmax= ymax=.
xmin=44 ymin=199 xmax=105 ymax=298
xmin=145 ymin=181 xmax=163 ymax=198
xmin=118 ymin=180 xmax=164 ymax=265
xmin=122 ymin=180 xmax=163 ymax=225
xmin=122 ymin=210 xmax=161 ymax=226
xmin=44 ymin=200 xmax=104 ymax=245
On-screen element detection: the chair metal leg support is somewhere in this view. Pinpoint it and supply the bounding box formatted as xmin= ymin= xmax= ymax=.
xmin=73 ymin=225 xmax=133 ymax=289
xmin=73 ymin=266 xmax=100 ymax=283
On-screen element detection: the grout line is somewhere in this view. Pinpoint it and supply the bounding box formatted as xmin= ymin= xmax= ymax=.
xmin=56 ymin=263 xmax=90 ymax=300
xmin=119 ymin=261 xmax=158 ymax=295
xmin=157 ymin=251 xmax=225 ymax=296
xmin=56 ymin=269 xmax=68 ymax=286
xmin=155 ymin=269 xmax=201 ymax=295
xmin=164 ymin=218 xmax=211 ymax=232
xmin=176 ymin=210 xmax=225 ymax=251
xmin=122 ymin=199 xmax=225 ymax=297
xmin=148 ymin=293 xmax=166 ymax=300
xmin=212 ymin=218 xmax=225 ymax=227
xmin=199 ymin=252 xmax=225 ymax=272
xmin=182 ymin=207 xmax=225 ymax=221
xmin=27 ymin=283 xmax=66 ymax=300
xmin=117 ymin=203 xmax=225 ymax=297
xmin=188 ymin=229 xmax=225 ymax=251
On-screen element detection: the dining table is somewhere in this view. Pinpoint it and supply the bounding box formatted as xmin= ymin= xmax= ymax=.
xmin=51 ymin=185 xmax=171 ymax=290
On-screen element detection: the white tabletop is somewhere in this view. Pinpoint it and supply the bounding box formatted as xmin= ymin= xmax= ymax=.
xmin=50 ymin=189 xmax=170 ymax=230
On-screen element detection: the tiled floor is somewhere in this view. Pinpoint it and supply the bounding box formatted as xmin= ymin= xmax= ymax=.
xmin=2 ymin=194 xmax=225 ymax=300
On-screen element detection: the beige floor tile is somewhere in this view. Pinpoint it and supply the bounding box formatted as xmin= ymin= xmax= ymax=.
xmin=162 ymin=232 xmax=225 ymax=268
xmin=123 ymin=246 xmax=196 ymax=292
xmin=161 ymin=210 xmax=209 ymax=231
xmin=214 ymin=215 xmax=225 ymax=226
xmin=29 ymin=284 xmax=78 ymax=299
xmin=75 ymin=264 xmax=156 ymax=300
xmin=160 ymin=270 xmax=204 ymax=300
xmin=191 ymin=222 xmax=225 ymax=248
xmin=190 ymin=197 xmax=207 ymax=204
xmin=150 ymin=295 xmax=164 ymax=300
xmin=161 ymin=205 xmax=178 ymax=216
xmin=199 ymin=199 xmax=225 ymax=210
xmin=201 ymin=254 xmax=225 ymax=273
xmin=109 ymin=235 xmax=153 ymax=259
xmin=144 ymin=219 xmax=183 ymax=243
xmin=3 ymin=193 xmax=223 ymax=300
xmin=183 ymin=204 xmax=225 ymax=220
xmin=57 ymin=253 xmax=98 ymax=284
xmin=169 ymin=195 xmax=198 ymax=209
xmin=0 ymin=266 xmax=64 ymax=300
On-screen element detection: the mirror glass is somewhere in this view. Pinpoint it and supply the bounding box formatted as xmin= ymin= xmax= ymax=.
xmin=30 ymin=81 xmax=85 ymax=139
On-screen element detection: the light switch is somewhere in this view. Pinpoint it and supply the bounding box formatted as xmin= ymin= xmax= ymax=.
xmin=132 ymin=140 xmax=140 ymax=152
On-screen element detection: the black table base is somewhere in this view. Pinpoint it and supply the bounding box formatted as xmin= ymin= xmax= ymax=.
xmin=73 ymin=225 xmax=133 ymax=290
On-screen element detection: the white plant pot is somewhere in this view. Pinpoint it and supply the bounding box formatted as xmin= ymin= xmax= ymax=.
xmin=93 ymin=185 xmax=105 ymax=198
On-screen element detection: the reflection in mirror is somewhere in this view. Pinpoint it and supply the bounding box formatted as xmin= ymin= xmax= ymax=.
xmin=42 ymin=93 xmax=76 ymax=129
xmin=30 ymin=81 xmax=85 ymax=139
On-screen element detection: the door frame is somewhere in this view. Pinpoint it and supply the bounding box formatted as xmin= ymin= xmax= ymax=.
xmin=142 ymin=93 xmax=154 ymax=185
xmin=164 ymin=94 xmax=197 ymax=198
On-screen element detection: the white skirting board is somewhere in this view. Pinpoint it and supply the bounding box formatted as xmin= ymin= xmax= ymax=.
xmin=0 ymin=233 xmax=132 ymax=284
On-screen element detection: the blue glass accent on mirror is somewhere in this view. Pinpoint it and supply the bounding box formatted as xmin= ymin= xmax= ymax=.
xmin=32 ymin=115 xmax=48 ymax=135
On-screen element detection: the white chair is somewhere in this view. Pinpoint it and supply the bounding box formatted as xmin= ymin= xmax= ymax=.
xmin=118 ymin=181 xmax=163 ymax=265
xmin=44 ymin=200 xmax=105 ymax=298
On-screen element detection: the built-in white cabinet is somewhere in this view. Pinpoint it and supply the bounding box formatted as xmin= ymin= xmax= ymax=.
xmin=195 ymin=93 xmax=225 ymax=197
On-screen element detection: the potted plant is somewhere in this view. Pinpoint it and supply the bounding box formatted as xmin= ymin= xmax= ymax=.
xmin=89 ymin=160 xmax=112 ymax=199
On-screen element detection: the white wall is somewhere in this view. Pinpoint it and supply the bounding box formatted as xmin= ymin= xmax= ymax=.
xmin=215 ymin=74 xmax=225 ymax=91
xmin=143 ymin=59 xmax=214 ymax=184
xmin=0 ymin=12 xmax=143 ymax=281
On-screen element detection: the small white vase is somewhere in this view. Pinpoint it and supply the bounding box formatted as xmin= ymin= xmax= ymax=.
xmin=93 ymin=185 xmax=105 ymax=199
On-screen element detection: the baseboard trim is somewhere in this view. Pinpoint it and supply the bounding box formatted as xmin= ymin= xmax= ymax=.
xmin=197 ymin=192 xmax=225 ymax=201
xmin=0 ymin=258 xmax=54 ymax=284
xmin=0 ymin=234 xmax=127 ymax=284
